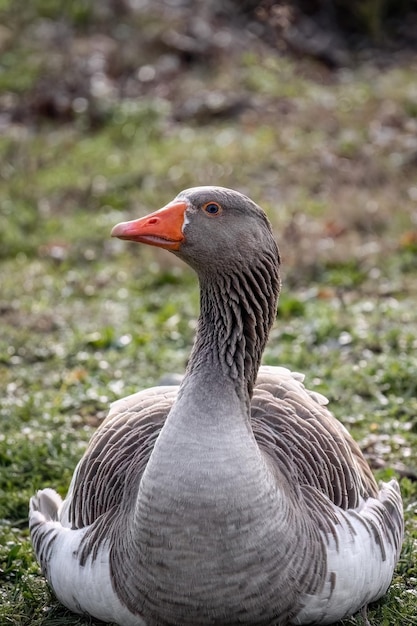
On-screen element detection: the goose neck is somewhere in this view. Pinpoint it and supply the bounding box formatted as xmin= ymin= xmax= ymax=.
xmin=186 ymin=259 xmax=280 ymax=401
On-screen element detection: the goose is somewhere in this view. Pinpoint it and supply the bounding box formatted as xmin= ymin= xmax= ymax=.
xmin=30 ymin=186 xmax=404 ymax=626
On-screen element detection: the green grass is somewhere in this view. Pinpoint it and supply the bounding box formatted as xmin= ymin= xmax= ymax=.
xmin=1 ymin=2 xmax=417 ymax=625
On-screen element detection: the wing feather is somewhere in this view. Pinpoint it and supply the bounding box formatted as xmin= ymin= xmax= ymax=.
xmin=252 ymin=366 xmax=378 ymax=511
xmin=64 ymin=367 xmax=381 ymax=534
xmin=63 ymin=386 xmax=178 ymax=529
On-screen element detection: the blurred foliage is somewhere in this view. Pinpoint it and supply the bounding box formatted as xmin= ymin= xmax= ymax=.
xmin=334 ymin=0 xmax=415 ymax=41
xmin=256 ymin=0 xmax=417 ymax=45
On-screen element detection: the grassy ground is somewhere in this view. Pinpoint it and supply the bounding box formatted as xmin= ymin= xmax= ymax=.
xmin=1 ymin=2 xmax=417 ymax=625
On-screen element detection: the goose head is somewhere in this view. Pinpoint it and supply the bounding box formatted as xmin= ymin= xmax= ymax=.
xmin=111 ymin=186 xmax=280 ymax=278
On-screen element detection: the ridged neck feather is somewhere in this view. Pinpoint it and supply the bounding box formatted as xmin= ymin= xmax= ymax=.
xmin=186 ymin=249 xmax=280 ymax=402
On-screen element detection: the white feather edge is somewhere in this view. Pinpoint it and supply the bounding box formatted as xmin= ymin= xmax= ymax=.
xmin=293 ymin=479 xmax=403 ymax=625
xmin=29 ymin=491 xmax=143 ymax=626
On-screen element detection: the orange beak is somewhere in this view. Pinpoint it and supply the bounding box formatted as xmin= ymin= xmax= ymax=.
xmin=111 ymin=200 xmax=187 ymax=251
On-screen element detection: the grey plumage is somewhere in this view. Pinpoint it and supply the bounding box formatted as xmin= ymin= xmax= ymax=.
xmin=30 ymin=187 xmax=404 ymax=626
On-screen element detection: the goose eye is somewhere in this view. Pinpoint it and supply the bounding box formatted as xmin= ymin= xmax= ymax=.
xmin=203 ymin=202 xmax=222 ymax=216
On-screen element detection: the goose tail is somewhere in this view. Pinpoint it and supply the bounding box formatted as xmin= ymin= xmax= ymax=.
xmin=30 ymin=488 xmax=62 ymax=521
xmin=29 ymin=488 xmax=65 ymax=577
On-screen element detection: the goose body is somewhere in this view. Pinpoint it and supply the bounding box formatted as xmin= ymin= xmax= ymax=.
xmin=30 ymin=187 xmax=403 ymax=625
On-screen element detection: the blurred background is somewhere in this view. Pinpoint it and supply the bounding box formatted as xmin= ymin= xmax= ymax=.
xmin=1 ymin=2 xmax=417 ymax=625
xmin=1 ymin=0 xmax=417 ymax=276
